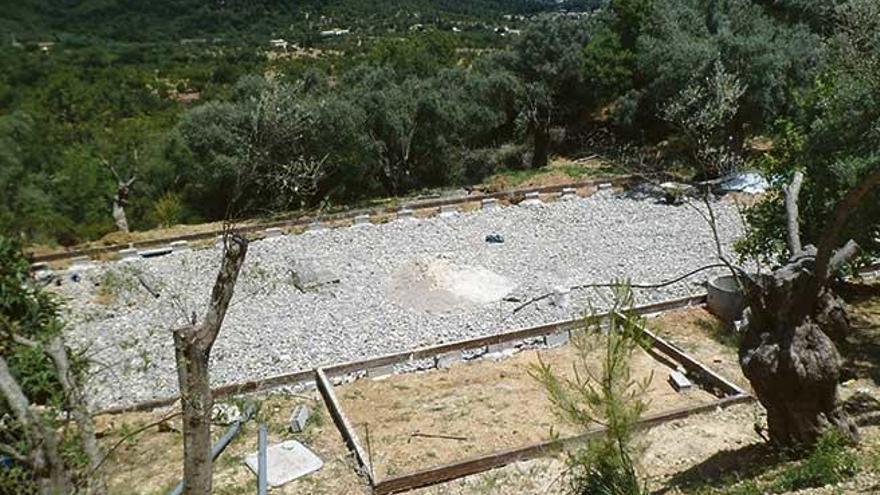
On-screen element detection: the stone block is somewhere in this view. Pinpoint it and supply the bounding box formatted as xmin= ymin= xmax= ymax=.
xmin=396 ymin=208 xmax=415 ymax=221
xmin=352 ymin=214 xmax=372 ymax=227
xmin=244 ymin=440 xmax=323 ymax=488
xmin=438 ymin=205 xmax=458 ymax=218
xmin=520 ymin=191 xmax=543 ymax=206
xmin=263 ymin=227 xmax=283 ymax=238
xmin=669 ymin=371 xmax=693 ymax=392
xmin=561 ymin=187 xmax=577 ymax=201
xmin=435 ymin=350 xmax=460 ymax=368
xmin=481 ymin=198 xmax=498 ymax=210
xmin=118 ymin=248 xmax=139 ymax=261
xmin=367 ymin=363 xmax=395 ymax=378
xmin=544 ymin=330 xmax=570 ymax=348
xmin=289 ymin=405 xmax=310 ymax=433
xmin=306 ymin=221 xmax=327 ymax=233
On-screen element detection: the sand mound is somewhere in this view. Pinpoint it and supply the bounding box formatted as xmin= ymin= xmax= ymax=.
xmin=388 ymin=257 xmax=514 ymax=313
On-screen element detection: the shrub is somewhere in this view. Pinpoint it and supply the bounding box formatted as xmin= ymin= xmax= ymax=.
xmin=531 ymin=284 xmax=651 ymax=495
xmin=153 ymin=191 xmax=184 ymax=228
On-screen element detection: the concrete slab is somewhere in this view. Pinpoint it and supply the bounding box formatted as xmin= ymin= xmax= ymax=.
xmin=245 ymin=440 xmax=323 ymax=487
xmin=481 ymin=198 xmax=498 ymax=210
xmin=560 ymin=187 xmax=578 ymax=201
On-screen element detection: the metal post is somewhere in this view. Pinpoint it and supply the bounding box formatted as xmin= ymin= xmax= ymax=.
xmin=258 ymin=423 xmax=268 ymax=495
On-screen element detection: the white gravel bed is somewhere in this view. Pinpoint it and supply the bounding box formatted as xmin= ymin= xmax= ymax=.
xmin=57 ymin=191 xmax=744 ymax=409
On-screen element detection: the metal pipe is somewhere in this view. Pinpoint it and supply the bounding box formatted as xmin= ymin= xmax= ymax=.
xmin=258 ymin=423 xmax=268 ymax=495
xmin=168 ymin=404 xmax=256 ymax=495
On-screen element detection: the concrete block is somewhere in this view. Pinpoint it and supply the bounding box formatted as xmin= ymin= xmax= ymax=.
xmin=169 ymin=240 xmax=191 ymax=253
xmin=289 ymin=405 xmax=310 ymax=433
xmin=352 ymin=214 xmax=372 ymax=227
xmin=263 ymin=227 xmax=283 ymax=238
xmin=118 ymin=248 xmax=139 ymax=261
xmin=435 ymin=350 xmax=460 ymax=368
xmin=669 ymin=371 xmax=693 ymax=392
xmin=598 ymin=182 xmax=613 ymax=190
xmin=305 ymin=221 xmax=327 ymax=233
xmin=520 ymin=191 xmax=543 ymax=206
xmin=69 ymin=256 xmax=96 ymax=271
xmin=544 ymin=330 xmax=570 ymax=348
xmin=396 ymin=208 xmax=415 ymax=221
xmin=561 ymin=187 xmax=577 ymax=201
xmin=367 ymin=363 xmax=395 ymax=378
xmin=488 ymin=340 xmax=515 ymax=354
xmin=244 ymin=440 xmax=323 ymax=488
xmin=438 ymin=205 xmax=459 ymax=218
xmin=481 ymin=198 xmax=499 ymax=210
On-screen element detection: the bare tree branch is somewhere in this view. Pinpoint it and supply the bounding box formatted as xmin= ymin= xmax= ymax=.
xmin=784 ymin=171 xmax=804 ymax=257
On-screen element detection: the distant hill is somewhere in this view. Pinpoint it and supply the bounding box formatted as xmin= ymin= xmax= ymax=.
xmin=0 ymin=0 xmax=598 ymax=43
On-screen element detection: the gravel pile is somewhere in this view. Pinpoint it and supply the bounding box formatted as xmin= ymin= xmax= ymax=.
xmin=57 ymin=190 xmax=744 ymax=409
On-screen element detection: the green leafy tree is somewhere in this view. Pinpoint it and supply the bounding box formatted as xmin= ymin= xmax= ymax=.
xmin=531 ymin=285 xmax=651 ymax=495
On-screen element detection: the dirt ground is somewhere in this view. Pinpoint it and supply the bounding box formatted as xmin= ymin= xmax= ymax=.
xmin=96 ymin=289 xmax=880 ymax=494
xmin=337 ymin=333 xmax=720 ymax=480
xmin=98 ymin=393 xmax=368 ymax=495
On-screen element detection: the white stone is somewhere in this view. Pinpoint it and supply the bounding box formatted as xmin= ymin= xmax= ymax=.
xmin=118 ymin=248 xmax=139 ymax=261
xmin=561 ymin=187 xmax=578 ymax=201
xmin=481 ymin=198 xmax=498 ymax=210
xmin=169 ymin=240 xmax=191 ymax=253
xmin=263 ymin=227 xmax=283 ymax=238
xmin=244 ymin=440 xmax=323 ymax=487
xmin=352 ymin=214 xmax=372 ymax=227
xmin=438 ymin=205 xmax=459 ymax=218
xmin=520 ymin=191 xmax=543 ymax=207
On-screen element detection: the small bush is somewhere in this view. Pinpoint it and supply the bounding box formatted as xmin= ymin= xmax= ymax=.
xmin=153 ymin=191 xmax=184 ymax=228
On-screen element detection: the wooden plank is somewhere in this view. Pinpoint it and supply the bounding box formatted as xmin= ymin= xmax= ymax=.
xmin=315 ymin=368 xmax=375 ymax=486
xmin=373 ymin=394 xmax=753 ymax=494
xmin=638 ymin=322 xmax=747 ymax=397
xmin=323 ymin=294 xmax=707 ymax=378
xmin=97 ymin=294 xmax=706 ymax=415
xmin=31 ymin=176 xmax=634 ymax=263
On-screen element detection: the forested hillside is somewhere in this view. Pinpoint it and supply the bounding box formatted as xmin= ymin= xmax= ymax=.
xmin=0 ymin=0 xmax=877 ymax=269
xmin=2 ymin=0 xmax=585 ymax=41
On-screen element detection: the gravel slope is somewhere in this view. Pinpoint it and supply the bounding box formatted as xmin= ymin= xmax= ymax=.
xmin=58 ymin=191 xmax=744 ymax=408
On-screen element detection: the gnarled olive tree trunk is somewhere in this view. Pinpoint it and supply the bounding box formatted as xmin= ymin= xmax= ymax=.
xmin=737 ymin=169 xmax=880 ymax=448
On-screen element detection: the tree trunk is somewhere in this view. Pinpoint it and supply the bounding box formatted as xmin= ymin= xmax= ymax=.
xmin=739 ymin=255 xmax=859 ymax=448
xmin=112 ymin=201 xmax=129 ymax=233
xmin=174 ymin=329 xmax=215 ymax=495
xmin=173 ymin=233 xmax=248 ymax=495
xmin=45 ymin=337 xmax=107 ymax=495
xmin=0 ymin=357 xmax=71 ymax=495
xmin=531 ymin=128 xmax=550 ymax=169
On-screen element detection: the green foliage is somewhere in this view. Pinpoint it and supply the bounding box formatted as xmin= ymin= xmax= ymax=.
xmin=530 ymin=284 xmax=651 ymax=495
xmin=153 ymin=192 xmax=184 ymax=228
xmin=738 ymin=1 xmax=880 ymax=265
